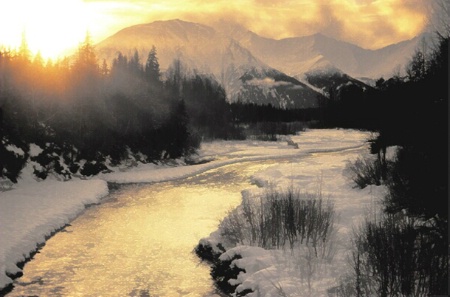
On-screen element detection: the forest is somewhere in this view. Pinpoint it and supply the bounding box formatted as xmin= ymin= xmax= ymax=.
xmin=0 ymin=35 xmax=316 ymax=184
xmin=325 ymin=35 xmax=448 ymax=296
xmin=0 ymin=36 xmax=236 ymax=183
xmin=320 ymin=34 xmax=448 ymax=222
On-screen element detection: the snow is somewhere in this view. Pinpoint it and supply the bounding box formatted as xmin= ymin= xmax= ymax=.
xmin=198 ymin=129 xmax=388 ymax=297
xmin=0 ymin=128 xmax=382 ymax=294
xmin=29 ymin=144 xmax=43 ymax=157
xmin=230 ymin=26 xmax=427 ymax=79
xmin=0 ymin=180 xmax=109 ymax=291
xmin=4 ymin=145 xmax=25 ymax=157
xmin=102 ymin=130 xmax=368 ymax=184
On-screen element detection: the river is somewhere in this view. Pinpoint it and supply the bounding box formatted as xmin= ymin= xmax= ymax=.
xmin=7 ymin=159 xmax=293 ymax=297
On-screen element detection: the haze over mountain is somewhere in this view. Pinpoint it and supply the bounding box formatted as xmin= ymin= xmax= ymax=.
xmin=97 ymin=19 xmax=327 ymax=108
xmin=96 ymin=19 xmax=427 ymax=108
xmin=215 ymin=21 xmax=430 ymax=80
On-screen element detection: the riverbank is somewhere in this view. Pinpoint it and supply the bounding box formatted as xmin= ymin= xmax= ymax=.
xmin=196 ymin=130 xmax=390 ymax=296
xmin=0 ymin=129 xmax=373 ymax=294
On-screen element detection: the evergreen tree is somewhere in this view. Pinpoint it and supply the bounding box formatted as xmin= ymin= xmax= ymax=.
xmin=101 ymin=59 xmax=109 ymax=77
xmin=18 ymin=31 xmax=31 ymax=61
xmin=383 ymin=36 xmax=448 ymax=221
xmin=129 ymin=49 xmax=143 ymax=77
xmin=165 ymin=58 xmax=184 ymax=98
xmin=406 ymin=49 xmax=427 ymax=82
xmin=69 ymin=32 xmax=102 ymax=153
xmin=73 ymin=32 xmax=98 ymax=77
xmin=0 ymin=102 xmax=29 ymax=183
xmin=111 ymin=52 xmax=128 ymax=74
xmin=33 ymin=51 xmax=44 ymax=68
xmin=164 ymin=99 xmax=192 ymax=158
xmin=145 ymin=46 xmax=161 ymax=85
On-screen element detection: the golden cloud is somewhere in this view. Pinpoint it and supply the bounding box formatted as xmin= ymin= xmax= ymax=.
xmin=85 ymin=0 xmax=431 ymax=49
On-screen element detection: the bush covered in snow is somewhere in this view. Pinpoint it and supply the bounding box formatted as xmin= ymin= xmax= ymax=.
xmin=220 ymin=187 xmax=336 ymax=258
xmin=0 ymin=142 xmax=28 ymax=184
xmin=197 ymin=187 xmax=339 ymax=296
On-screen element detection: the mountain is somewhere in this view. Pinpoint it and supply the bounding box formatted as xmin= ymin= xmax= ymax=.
xmin=97 ymin=20 xmax=259 ymax=75
xmin=302 ymin=65 xmax=372 ymax=96
xmin=215 ymin=21 xmax=430 ymax=79
xmin=96 ymin=19 xmax=325 ymax=109
xmin=233 ymin=67 xmax=325 ymax=108
xmin=96 ymin=19 xmax=425 ymax=108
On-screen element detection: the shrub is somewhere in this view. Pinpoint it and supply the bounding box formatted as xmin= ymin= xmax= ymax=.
xmin=194 ymin=241 xmax=225 ymax=264
xmin=244 ymin=121 xmax=305 ymax=141
xmin=31 ymin=143 xmax=74 ymax=180
xmin=337 ymin=213 xmax=448 ymax=296
xmin=0 ymin=146 xmax=27 ymax=183
xmin=219 ymin=207 xmax=247 ymax=245
xmin=80 ymin=160 xmax=107 ymax=177
xmin=346 ymin=156 xmax=386 ymax=189
xmin=219 ymin=187 xmax=336 ymax=259
xmin=210 ymin=254 xmax=245 ymax=295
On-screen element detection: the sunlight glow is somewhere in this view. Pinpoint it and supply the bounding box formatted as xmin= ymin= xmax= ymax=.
xmin=0 ymin=0 xmax=92 ymax=59
xmin=0 ymin=0 xmax=429 ymax=59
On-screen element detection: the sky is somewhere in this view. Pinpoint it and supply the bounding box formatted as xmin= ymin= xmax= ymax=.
xmin=0 ymin=0 xmax=435 ymax=59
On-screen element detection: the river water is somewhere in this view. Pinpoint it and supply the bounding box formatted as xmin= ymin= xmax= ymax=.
xmin=8 ymin=159 xmax=291 ymax=297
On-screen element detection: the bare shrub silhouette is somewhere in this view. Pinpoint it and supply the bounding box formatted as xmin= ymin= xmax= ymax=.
xmin=219 ymin=187 xmax=337 ymax=259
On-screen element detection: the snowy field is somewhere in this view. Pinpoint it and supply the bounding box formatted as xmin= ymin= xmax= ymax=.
xmin=0 ymin=129 xmax=383 ymax=294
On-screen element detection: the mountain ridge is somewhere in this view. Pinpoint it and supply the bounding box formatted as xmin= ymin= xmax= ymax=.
xmin=95 ymin=19 xmax=426 ymax=108
xmin=96 ymin=19 xmax=329 ymax=109
xmin=214 ymin=21 xmax=428 ymax=79
xmin=97 ymin=18 xmax=427 ymax=79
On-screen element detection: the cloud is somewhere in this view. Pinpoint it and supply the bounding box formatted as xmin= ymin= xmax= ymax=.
xmin=84 ymin=0 xmax=431 ymax=49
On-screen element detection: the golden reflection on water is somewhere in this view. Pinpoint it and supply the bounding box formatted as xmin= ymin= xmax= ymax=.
xmin=9 ymin=160 xmax=286 ymax=297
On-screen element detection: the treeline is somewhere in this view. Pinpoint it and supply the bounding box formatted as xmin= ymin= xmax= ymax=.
xmin=334 ymin=34 xmax=448 ymax=296
xmin=0 ymin=36 xmax=236 ymax=183
xmin=229 ymin=102 xmax=321 ymax=123
xmin=0 ymin=34 xmax=320 ymax=184
xmin=323 ymin=34 xmax=448 ymax=221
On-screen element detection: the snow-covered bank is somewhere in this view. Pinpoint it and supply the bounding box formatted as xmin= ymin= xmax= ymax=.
xmin=100 ymin=129 xmax=369 ymax=184
xmin=0 ymin=134 xmax=306 ymax=292
xmin=197 ymin=129 xmax=386 ymax=297
xmin=0 ymin=180 xmax=109 ymax=292
xmin=0 ymin=129 xmax=375 ymax=293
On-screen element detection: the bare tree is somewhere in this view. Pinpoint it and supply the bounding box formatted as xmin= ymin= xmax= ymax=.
xmin=427 ymin=0 xmax=450 ymax=38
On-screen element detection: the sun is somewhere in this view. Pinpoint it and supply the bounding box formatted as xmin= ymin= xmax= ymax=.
xmin=0 ymin=0 xmax=92 ymax=60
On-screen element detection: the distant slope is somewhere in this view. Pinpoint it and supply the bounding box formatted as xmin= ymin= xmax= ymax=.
xmin=215 ymin=22 xmax=429 ymax=79
xmin=234 ymin=67 xmax=324 ymax=108
xmin=303 ymin=65 xmax=372 ymax=94
xmin=97 ymin=19 xmax=261 ymax=75
xmin=96 ymin=19 xmax=427 ymax=108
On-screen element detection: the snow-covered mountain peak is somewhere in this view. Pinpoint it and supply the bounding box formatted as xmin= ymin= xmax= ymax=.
xmin=305 ymin=58 xmax=343 ymax=76
xmin=95 ymin=19 xmax=427 ymax=108
xmin=96 ymin=19 xmax=326 ymax=109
